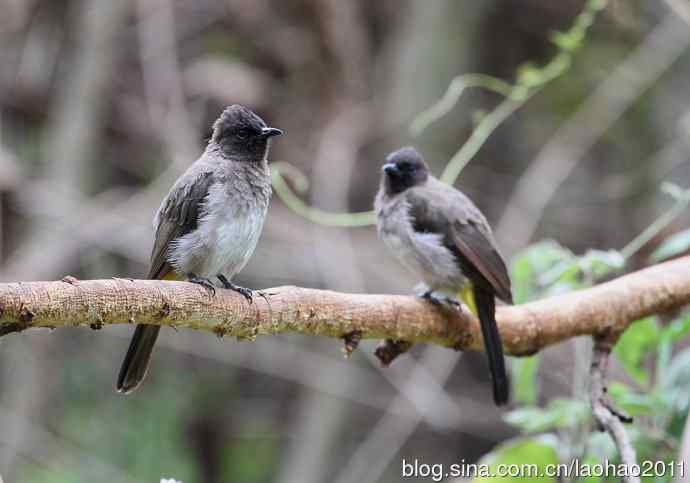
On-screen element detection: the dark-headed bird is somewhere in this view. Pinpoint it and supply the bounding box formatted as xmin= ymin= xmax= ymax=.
xmin=116 ymin=105 xmax=282 ymax=394
xmin=375 ymin=147 xmax=513 ymax=405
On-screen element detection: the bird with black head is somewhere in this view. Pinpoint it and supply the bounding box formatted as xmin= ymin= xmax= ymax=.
xmin=116 ymin=104 xmax=282 ymax=394
xmin=375 ymin=146 xmax=513 ymax=405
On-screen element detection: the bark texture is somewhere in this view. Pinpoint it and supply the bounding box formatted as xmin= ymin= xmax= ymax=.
xmin=0 ymin=256 xmax=689 ymax=356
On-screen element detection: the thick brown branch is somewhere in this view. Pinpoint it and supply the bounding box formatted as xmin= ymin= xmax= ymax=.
xmin=0 ymin=256 xmax=689 ymax=355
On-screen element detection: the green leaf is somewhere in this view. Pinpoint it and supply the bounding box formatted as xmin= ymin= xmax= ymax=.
xmin=475 ymin=435 xmax=560 ymax=482
xmin=660 ymin=312 xmax=690 ymax=342
xmin=579 ymin=249 xmax=625 ymax=279
xmin=585 ymin=431 xmax=618 ymax=461
xmin=575 ymin=455 xmax=602 ymax=483
xmin=539 ymin=262 xmax=581 ymax=290
xmin=221 ymin=437 xmax=279 ymax=482
xmin=511 ymin=355 xmax=540 ymax=405
xmin=650 ymin=229 xmax=690 ymax=262
xmin=504 ymin=399 xmax=589 ymax=433
xmin=656 ymin=332 xmax=673 ymax=386
xmin=587 ymin=0 xmax=608 ymax=11
xmin=510 ymin=255 xmax=534 ymax=303
xmin=608 ymin=382 xmax=658 ymax=416
xmin=664 ymin=347 xmax=690 ymax=386
xmin=578 ymin=432 xmax=618 ymax=483
xmin=20 ymin=469 xmax=89 ymax=483
xmin=613 ymin=317 xmax=658 ymax=384
xmin=510 ymin=240 xmax=575 ymax=303
xmin=659 ymin=347 xmax=690 ymax=413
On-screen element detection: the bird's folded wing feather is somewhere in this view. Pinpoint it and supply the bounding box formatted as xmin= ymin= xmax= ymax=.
xmin=148 ymin=170 xmax=215 ymax=279
xmin=406 ymin=187 xmax=513 ymax=304
xmin=449 ymin=221 xmax=513 ymax=303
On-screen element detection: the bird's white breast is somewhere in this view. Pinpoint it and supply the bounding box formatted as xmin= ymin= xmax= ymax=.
xmin=199 ymin=187 xmax=267 ymax=277
xmin=168 ymin=175 xmax=270 ymax=279
xmin=377 ymin=196 xmax=465 ymax=292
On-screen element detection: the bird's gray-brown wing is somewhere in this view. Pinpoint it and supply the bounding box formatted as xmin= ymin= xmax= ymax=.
xmin=448 ymin=220 xmax=512 ymax=303
xmin=117 ymin=168 xmax=216 ymax=394
xmin=406 ymin=186 xmax=512 ymax=303
xmin=406 ymin=182 xmax=512 ymax=404
xmin=147 ymin=170 xmax=215 ymax=279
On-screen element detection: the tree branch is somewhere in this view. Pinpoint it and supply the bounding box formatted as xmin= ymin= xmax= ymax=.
xmin=590 ymin=342 xmax=638 ymax=483
xmin=1 ymin=257 xmax=689 ymax=355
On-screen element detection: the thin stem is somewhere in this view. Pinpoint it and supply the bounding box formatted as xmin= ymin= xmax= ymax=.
xmin=620 ymin=185 xmax=690 ymax=260
xmin=271 ymin=166 xmax=375 ymax=227
xmin=410 ymin=74 xmax=515 ymax=136
xmin=269 ymin=0 xmax=606 ymax=225
xmin=440 ymin=94 xmax=532 ymax=184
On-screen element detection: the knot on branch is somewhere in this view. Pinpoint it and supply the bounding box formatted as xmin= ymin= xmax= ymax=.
xmin=375 ymin=339 xmax=412 ymax=366
xmin=342 ymin=330 xmax=362 ymax=358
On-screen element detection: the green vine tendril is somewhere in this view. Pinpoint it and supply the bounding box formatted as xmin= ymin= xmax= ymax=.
xmin=271 ymin=0 xmax=608 ymax=227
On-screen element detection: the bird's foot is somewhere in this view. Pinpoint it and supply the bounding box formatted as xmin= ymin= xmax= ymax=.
xmin=420 ymin=290 xmax=442 ymax=306
xmin=255 ymin=290 xmax=272 ymax=305
xmin=217 ymin=275 xmax=253 ymax=303
xmin=188 ymin=273 xmax=216 ymax=295
xmin=420 ymin=290 xmax=459 ymax=308
xmin=444 ymin=298 xmax=461 ymax=308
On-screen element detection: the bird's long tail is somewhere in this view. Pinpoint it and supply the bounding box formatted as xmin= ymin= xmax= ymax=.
xmin=116 ymin=324 xmax=160 ymax=394
xmin=470 ymin=284 xmax=509 ymax=405
xmin=116 ymin=271 xmax=177 ymax=393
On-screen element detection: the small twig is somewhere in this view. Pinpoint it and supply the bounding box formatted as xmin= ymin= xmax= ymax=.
xmin=409 ymin=74 xmax=514 ymax=136
xmin=271 ymin=164 xmax=375 ymax=227
xmin=374 ymin=339 xmax=413 ymax=366
xmin=590 ymin=341 xmax=638 ymax=483
xmin=496 ymin=14 xmax=690 ymax=253
xmin=620 ymin=183 xmax=690 ymax=259
xmin=269 ymin=0 xmax=606 ymax=227
xmin=665 ymin=0 xmax=690 ymax=26
xmin=439 ymin=95 xmax=531 ymax=185
xmin=342 ymin=330 xmax=363 ymax=358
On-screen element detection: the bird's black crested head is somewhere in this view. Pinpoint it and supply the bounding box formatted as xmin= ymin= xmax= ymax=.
xmin=381 ymin=146 xmax=429 ymax=195
xmin=211 ymin=105 xmax=282 ymax=160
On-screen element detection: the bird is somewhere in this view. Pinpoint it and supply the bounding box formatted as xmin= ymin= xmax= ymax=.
xmin=116 ymin=104 xmax=283 ymax=394
xmin=374 ymin=146 xmax=513 ymax=405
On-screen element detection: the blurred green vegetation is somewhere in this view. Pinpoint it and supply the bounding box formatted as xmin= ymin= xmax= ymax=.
xmin=3 ymin=0 xmax=690 ymax=481
xmin=483 ymin=222 xmax=690 ymax=482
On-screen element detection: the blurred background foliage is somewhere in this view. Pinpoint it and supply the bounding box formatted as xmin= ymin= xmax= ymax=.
xmin=1 ymin=0 xmax=690 ymax=482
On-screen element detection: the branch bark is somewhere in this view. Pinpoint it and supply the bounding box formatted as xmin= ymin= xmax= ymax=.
xmin=1 ymin=256 xmax=689 ymax=355
xmin=590 ymin=342 xmax=638 ymax=483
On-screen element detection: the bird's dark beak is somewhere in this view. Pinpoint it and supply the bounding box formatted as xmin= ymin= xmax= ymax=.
xmin=260 ymin=127 xmax=283 ymax=139
xmin=382 ymin=163 xmax=399 ymax=176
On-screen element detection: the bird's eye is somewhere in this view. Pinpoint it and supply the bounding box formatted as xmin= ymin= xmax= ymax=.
xmin=399 ymin=162 xmax=414 ymax=171
xmin=237 ymin=129 xmax=250 ymax=140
